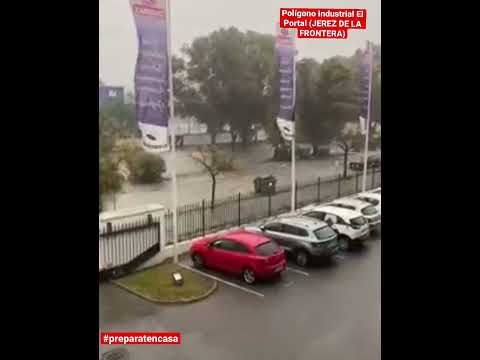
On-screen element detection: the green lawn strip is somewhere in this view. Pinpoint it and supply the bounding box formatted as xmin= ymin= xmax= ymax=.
xmin=114 ymin=263 xmax=216 ymax=303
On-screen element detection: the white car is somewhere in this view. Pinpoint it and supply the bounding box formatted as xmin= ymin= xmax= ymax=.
xmin=353 ymin=192 xmax=381 ymax=214
xmin=369 ymin=187 xmax=381 ymax=195
xmin=328 ymin=198 xmax=381 ymax=231
xmin=300 ymin=205 xmax=370 ymax=251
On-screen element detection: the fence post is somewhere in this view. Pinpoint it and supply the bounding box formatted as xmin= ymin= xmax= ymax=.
xmin=202 ymin=200 xmax=205 ymax=237
xmin=355 ymin=172 xmax=359 ymax=193
xmin=371 ymin=168 xmax=375 ymax=189
xmin=238 ymin=193 xmax=241 ymax=226
xmin=268 ymin=193 xmax=272 ymax=217
xmin=337 ymin=174 xmax=341 ymax=198
xmin=295 ymin=181 xmax=298 ymax=210
xmin=317 ymin=177 xmax=321 ymax=202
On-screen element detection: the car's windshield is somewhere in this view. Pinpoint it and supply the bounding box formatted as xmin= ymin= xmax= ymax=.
xmin=332 ymin=203 xmax=355 ymax=210
xmin=361 ymin=206 xmax=378 ymax=216
xmin=314 ymin=226 xmax=336 ymax=240
xmin=255 ymin=241 xmax=280 ymax=256
xmin=350 ymin=216 xmax=366 ymax=226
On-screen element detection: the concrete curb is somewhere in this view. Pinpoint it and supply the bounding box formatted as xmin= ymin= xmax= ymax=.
xmin=111 ymin=273 xmax=218 ymax=305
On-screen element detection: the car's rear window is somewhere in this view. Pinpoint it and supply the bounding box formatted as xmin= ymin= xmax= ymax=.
xmin=255 ymin=241 xmax=279 ymax=256
xmin=314 ymin=226 xmax=336 ymax=240
xmin=361 ymin=206 xmax=378 ymax=216
xmin=351 ymin=216 xmax=366 ymax=226
xmin=359 ymin=197 xmax=379 ymax=206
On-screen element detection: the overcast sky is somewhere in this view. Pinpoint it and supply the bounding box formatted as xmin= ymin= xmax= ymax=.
xmin=99 ymin=0 xmax=380 ymax=91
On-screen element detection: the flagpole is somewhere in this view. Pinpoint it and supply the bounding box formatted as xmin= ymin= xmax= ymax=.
xmin=362 ymin=41 xmax=373 ymax=192
xmin=290 ymin=46 xmax=297 ymax=213
xmin=166 ymin=0 xmax=178 ymax=263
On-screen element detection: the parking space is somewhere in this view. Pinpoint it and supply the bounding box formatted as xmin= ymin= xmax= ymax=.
xmin=179 ymin=257 xmax=311 ymax=298
xmin=100 ymin=233 xmax=381 ymax=360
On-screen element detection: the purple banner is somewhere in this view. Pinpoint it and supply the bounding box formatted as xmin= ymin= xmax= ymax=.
xmin=275 ymin=26 xmax=296 ymax=142
xmin=130 ymin=0 xmax=170 ymax=152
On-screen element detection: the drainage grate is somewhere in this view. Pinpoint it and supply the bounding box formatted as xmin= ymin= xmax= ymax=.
xmin=101 ymin=348 xmax=129 ymax=360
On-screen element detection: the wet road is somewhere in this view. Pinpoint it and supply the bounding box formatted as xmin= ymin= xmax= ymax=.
xmin=104 ymin=143 xmax=375 ymax=210
xmin=99 ymin=234 xmax=381 ymax=360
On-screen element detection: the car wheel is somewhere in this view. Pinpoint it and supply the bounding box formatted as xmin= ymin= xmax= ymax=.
xmin=295 ymin=250 xmax=309 ymax=267
xmin=338 ymin=236 xmax=350 ymax=251
xmin=192 ymin=253 xmax=204 ymax=269
xmin=243 ymin=267 xmax=256 ymax=284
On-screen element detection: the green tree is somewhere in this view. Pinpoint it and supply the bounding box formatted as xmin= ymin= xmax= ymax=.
xmin=99 ymin=102 xmax=138 ymax=138
xmin=296 ymin=58 xmax=357 ymax=157
xmin=179 ymin=28 xmax=275 ymax=150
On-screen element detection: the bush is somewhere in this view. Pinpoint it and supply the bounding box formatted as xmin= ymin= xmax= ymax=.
xmin=129 ymin=152 xmax=166 ymax=184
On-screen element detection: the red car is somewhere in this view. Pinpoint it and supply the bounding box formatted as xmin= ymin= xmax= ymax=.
xmin=190 ymin=230 xmax=286 ymax=284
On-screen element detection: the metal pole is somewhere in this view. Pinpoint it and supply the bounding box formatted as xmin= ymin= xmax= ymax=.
xmin=337 ymin=173 xmax=341 ymax=198
xmin=238 ymin=193 xmax=241 ymax=226
xmin=268 ymin=193 xmax=271 ymax=217
xmin=317 ymin=177 xmax=321 ymax=202
xmin=202 ymin=199 xmax=205 ymax=237
xmin=166 ymin=0 xmax=178 ymax=263
xmin=362 ymin=41 xmax=374 ymax=192
xmin=290 ymin=47 xmax=297 ymax=213
xmin=291 ymin=136 xmax=296 ymax=212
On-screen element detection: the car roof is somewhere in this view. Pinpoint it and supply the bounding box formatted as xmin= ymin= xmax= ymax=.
xmin=221 ymin=230 xmax=271 ymax=247
xmin=308 ymin=205 xmax=363 ymax=220
xmin=331 ymin=198 xmax=372 ymax=209
xmin=274 ymin=216 xmax=328 ymax=230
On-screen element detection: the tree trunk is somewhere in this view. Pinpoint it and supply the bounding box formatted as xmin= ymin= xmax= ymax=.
xmin=231 ymin=131 xmax=237 ymax=152
xmin=311 ymin=144 xmax=319 ymax=157
xmin=241 ymin=128 xmax=249 ymax=148
xmin=211 ymin=131 xmax=217 ymax=145
xmin=210 ymin=173 xmax=216 ymax=210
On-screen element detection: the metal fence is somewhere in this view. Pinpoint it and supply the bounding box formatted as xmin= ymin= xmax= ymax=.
xmin=165 ymin=168 xmax=381 ymax=245
xmin=99 ymin=217 xmax=161 ymax=279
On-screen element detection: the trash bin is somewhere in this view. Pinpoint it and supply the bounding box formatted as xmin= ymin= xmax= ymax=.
xmin=254 ymin=175 xmax=277 ymax=195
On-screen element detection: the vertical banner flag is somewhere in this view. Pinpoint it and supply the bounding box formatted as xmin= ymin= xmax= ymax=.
xmin=130 ymin=0 xmax=170 ymax=152
xmin=358 ymin=43 xmax=372 ymax=135
xmin=275 ymin=24 xmax=296 ymax=142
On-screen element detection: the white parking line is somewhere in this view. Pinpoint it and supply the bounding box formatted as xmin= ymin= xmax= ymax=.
xmin=179 ymin=264 xmax=265 ymax=298
xmin=286 ymin=267 xmax=309 ymax=276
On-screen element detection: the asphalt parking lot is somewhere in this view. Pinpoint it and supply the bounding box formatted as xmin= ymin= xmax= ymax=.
xmin=99 ymin=231 xmax=381 ymax=360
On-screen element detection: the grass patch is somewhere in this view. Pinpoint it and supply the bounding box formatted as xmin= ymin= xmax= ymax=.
xmin=115 ymin=263 xmax=216 ymax=303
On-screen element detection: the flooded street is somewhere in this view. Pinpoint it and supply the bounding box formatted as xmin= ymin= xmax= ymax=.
xmin=104 ymin=143 xmax=351 ymax=210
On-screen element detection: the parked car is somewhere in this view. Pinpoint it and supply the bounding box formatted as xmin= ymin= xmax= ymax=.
xmin=370 ymin=187 xmax=381 ymax=195
xmin=300 ymin=205 xmax=370 ymax=251
xmin=352 ymin=192 xmax=381 ymax=214
xmin=273 ymin=143 xmax=313 ymax=160
xmin=328 ymin=198 xmax=381 ymax=232
xmin=244 ymin=216 xmax=339 ymax=267
xmin=189 ymin=230 xmax=286 ymax=284
xmin=349 ymin=153 xmax=381 ymax=171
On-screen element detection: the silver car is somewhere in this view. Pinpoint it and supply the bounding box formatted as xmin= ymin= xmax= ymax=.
xmin=244 ymin=216 xmax=339 ymax=267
